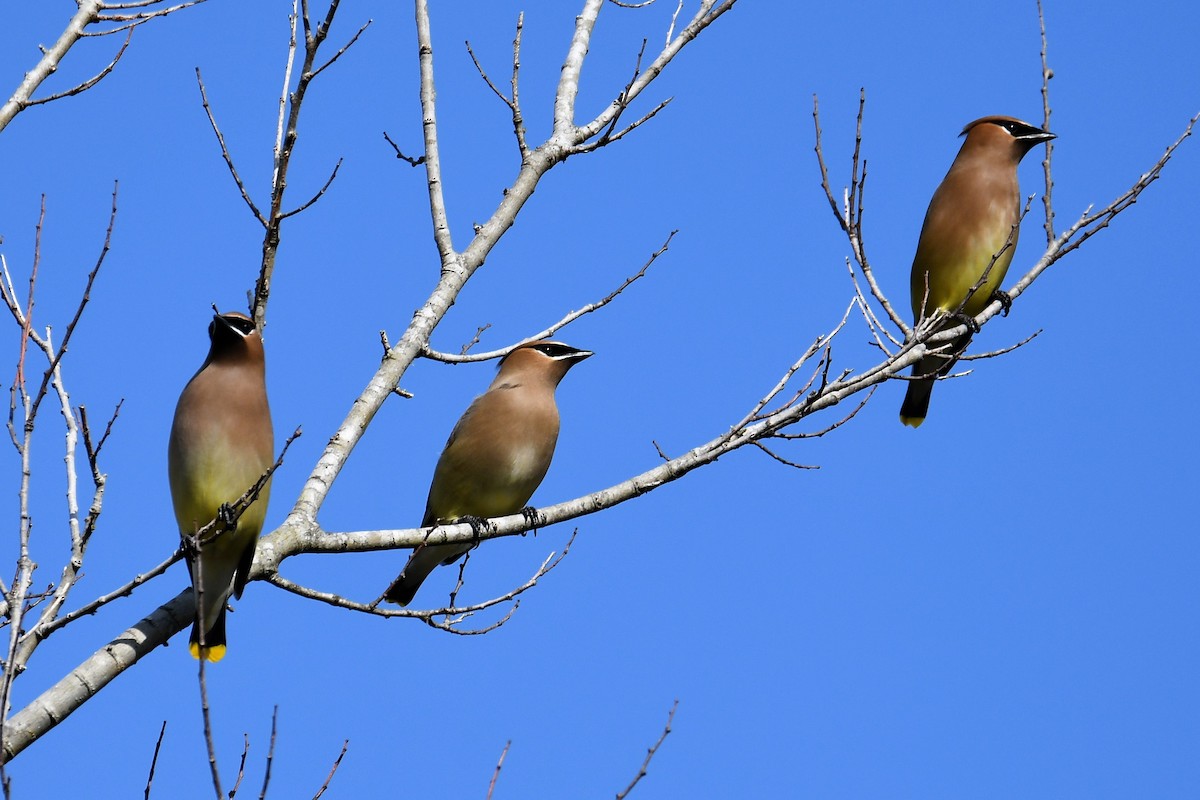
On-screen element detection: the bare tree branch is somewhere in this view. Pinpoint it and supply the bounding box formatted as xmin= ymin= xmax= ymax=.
xmin=267 ymin=532 xmax=575 ymax=634
xmin=143 ymin=720 xmax=167 ymax=800
xmin=248 ymin=0 xmax=369 ymax=329
xmin=196 ymin=69 xmax=267 ymax=225
xmin=310 ymin=738 xmax=348 ymax=799
xmin=381 ymin=131 xmax=425 ymax=167
xmin=95 ymin=0 xmax=208 ymax=28
xmin=278 ymin=158 xmax=344 ymax=220
xmin=2 ymin=590 xmax=193 ymax=763
xmin=228 ymin=734 xmax=251 ymax=799
xmin=415 ymin=0 xmax=456 ymax=265
xmin=1037 ymin=0 xmax=1056 ymax=243
xmin=24 ymin=30 xmax=134 ymax=108
xmin=485 ymin=740 xmax=511 ymax=800
xmin=0 ymin=0 xmax=207 ymax=133
xmin=509 ymin=14 xmax=529 ymax=156
xmin=189 ymin=555 xmax=223 ymax=799
xmin=812 ymin=91 xmax=908 ymax=335
xmin=424 ymin=230 xmax=678 ymax=363
xmin=615 ymin=700 xmax=678 ymax=800
xmin=257 ymin=706 xmax=279 ymax=800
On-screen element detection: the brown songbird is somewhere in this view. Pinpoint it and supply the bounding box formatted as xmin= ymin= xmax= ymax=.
xmin=384 ymin=341 xmax=592 ymax=606
xmin=900 ymin=115 xmax=1055 ymax=427
xmin=168 ymin=311 xmax=274 ymax=661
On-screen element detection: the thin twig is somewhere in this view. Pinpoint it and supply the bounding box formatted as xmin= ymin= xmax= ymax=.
xmin=510 ymin=13 xmax=528 ymax=156
xmin=615 ymin=700 xmax=678 ymax=800
xmin=268 ymin=532 xmax=577 ymax=634
xmin=32 ymin=548 xmax=183 ymax=641
xmin=310 ymin=19 xmax=372 ymax=81
xmin=769 ymin=386 xmax=875 ymax=440
xmin=30 ymin=181 xmax=118 ymax=420
xmin=458 ymin=324 xmax=491 ymax=356
xmin=812 ymin=93 xmax=907 ymax=334
xmin=26 ymin=30 xmax=134 ymax=106
xmin=143 ymin=721 xmax=168 ymax=800
xmin=1038 ymin=114 xmax=1197 ymax=266
xmin=425 ymin=230 xmax=678 ymax=363
xmin=197 ymin=568 xmax=223 ymax=800
xmin=465 ymin=39 xmax=512 ymax=107
xmin=275 ymin=0 xmax=299 ymax=186
xmin=229 ymin=735 xmax=251 ymax=798
xmin=257 ymin=705 xmax=279 ymax=800
xmin=94 ymin=0 xmax=208 ymax=27
xmin=0 ymin=0 xmax=205 ymax=134
xmin=253 ymin=2 xmax=367 ymax=330
xmin=486 ymin=740 xmax=511 ymax=800
xmin=751 ymin=441 xmax=818 ymax=470
xmin=279 ymin=158 xmax=343 ymax=220
xmin=381 ymin=131 xmax=425 ymax=166
xmin=961 ymin=328 xmax=1043 ymax=360
xmin=1037 ymin=0 xmax=1056 ymax=243
xmin=311 ymin=739 xmax=349 ymax=799
xmin=195 ymin=69 xmax=266 ymax=225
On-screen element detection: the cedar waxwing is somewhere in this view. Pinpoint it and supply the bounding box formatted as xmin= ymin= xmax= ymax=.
xmin=384 ymin=341 xmax=592 ymax=606
xmin=168 ymin=311 xmax=274 ymax=662
xmin=900 ymin=115 xmax=1055 ymax=428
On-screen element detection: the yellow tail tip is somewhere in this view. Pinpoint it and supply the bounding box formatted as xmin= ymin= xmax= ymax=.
xmin=188 ymin=642 xmax=227 ymax=663
xmin=899 ymin=414 xmax=925 ymax=429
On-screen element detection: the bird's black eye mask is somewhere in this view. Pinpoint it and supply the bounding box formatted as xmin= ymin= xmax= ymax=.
xmin=533 ymin=343 xmax=581 ymax=359
xmin=997 ymin=120 xmax=1045 ymax=139
xmin=210 ymin=314 xmax=256 ymax=337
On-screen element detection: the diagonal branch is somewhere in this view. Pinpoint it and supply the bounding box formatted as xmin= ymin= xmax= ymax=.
xmin=570 ymin=0 xmax=737 ymax=146
xmin=25 ymin=30 xmax=134 ymax=107
xmin=615 ymin=700 xmax=678 ymax=800
xmin=812 ymin=91 xmax=908 ymax=335
xmin=1009 ymin=113 xmax=1196 ymax=299
xmin=1 ymin=0 xmax=207 ymax=133
xmin=195 ymin=69 xmax=266 ymax=225
xmin=423 ymin=230 xmax=678 ymax=363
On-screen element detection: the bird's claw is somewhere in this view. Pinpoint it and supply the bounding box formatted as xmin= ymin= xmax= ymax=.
xmin=990 ymin=289 xmax=1013 ymax=317
xmin=461 ymin=515 xmax=490 ymax=543
xmin=520 ymin=506 xmax=540 ymax=535
xmin=217 ymin=503 xmax=237 ymax=528
xmin=180 ymin=534 xmax=200 ymax=556
xmin=951 ymin=311 xmax=981 ymax=334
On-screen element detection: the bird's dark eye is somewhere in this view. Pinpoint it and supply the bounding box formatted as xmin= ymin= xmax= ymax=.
xmin=223 ymin=315 xmax=256 ymax=335
xmin=534 ymin=343 xmax=575 ymax=358
xmin=998 ymin=119 xmax=1048 ymax=140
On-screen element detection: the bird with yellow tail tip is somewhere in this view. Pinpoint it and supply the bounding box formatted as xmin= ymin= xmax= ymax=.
xmin=900 ymin=115 xmax=1055 ymax=428
xmin=168 ymin=311 xmax=274 ymax=662
xmin=384 ymin=341 xmax=592 ymax=606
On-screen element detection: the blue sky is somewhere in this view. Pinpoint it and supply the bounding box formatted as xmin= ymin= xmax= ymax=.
xmin=1 ymin=1 xmax=1198 ymax=797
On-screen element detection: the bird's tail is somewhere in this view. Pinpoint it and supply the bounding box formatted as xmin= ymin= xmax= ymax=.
xmin=188 ymin=610 xmax=228 ymax=663
xmin=899 ymin=336 xmax=972 ymax=428
xmin=899 ymin=379 xmax=932 ymax=428
xmin=383 ymin=543 xmax=467 ymax=606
